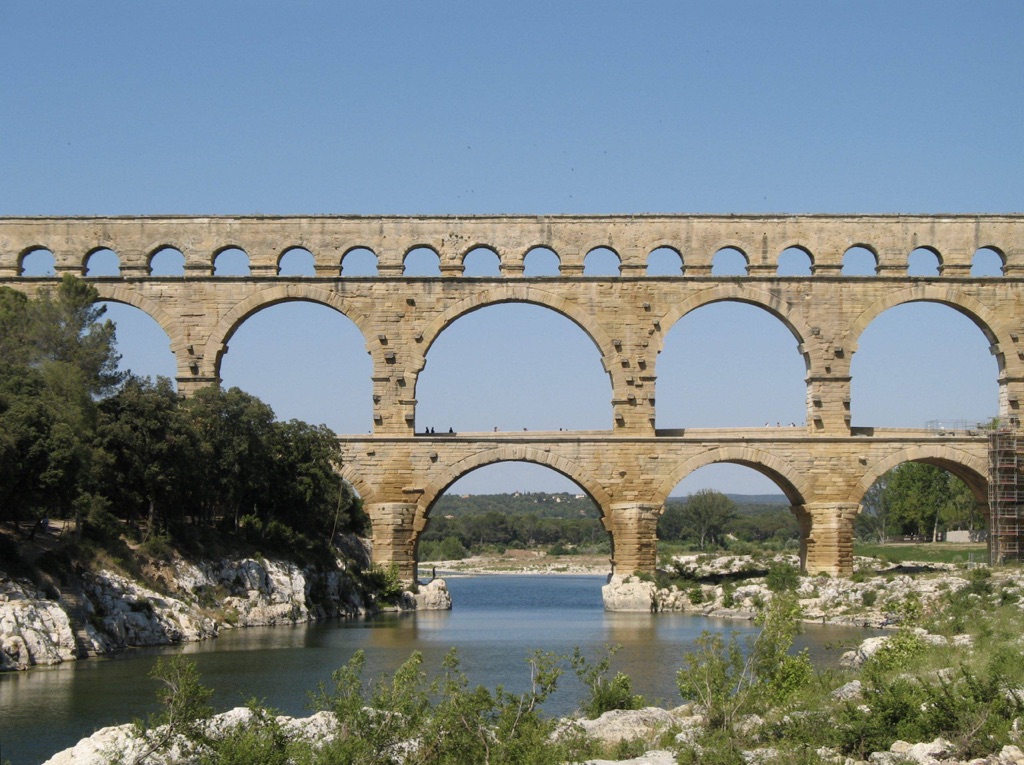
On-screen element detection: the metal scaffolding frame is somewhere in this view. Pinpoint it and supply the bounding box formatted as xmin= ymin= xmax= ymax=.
xmin=989 ymin=427 xmax=1023 ymax=564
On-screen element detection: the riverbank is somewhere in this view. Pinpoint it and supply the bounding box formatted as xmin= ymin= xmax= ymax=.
xmin=0 ymin=527 xmax=452 ymax=673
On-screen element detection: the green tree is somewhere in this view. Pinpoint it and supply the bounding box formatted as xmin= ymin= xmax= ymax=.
xmin=680 ymin=489 xmax=737 ymax=550
xmin=884 ymin=463 xmax=976 ymax=541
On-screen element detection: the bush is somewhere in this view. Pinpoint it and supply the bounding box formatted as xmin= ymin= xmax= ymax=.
xmin=765 ymin=562 xmax=800 ymax=593
xmin=571 ymin=645 xmax=645 ymax=718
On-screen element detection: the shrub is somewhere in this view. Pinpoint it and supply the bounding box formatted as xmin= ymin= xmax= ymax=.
xmin=571 ymin=645 xmax=645 ymax=718
xmin=765 ymin=562 xmax=800 ymax=593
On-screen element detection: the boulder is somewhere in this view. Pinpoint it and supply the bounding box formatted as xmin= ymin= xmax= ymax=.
xmin=407 ymin=578 xmax=452 ymax=610
xmin=575 ymin=706 xmax=677 ymax=745
xmin=603 ymin=576 xmax=656 ymax=612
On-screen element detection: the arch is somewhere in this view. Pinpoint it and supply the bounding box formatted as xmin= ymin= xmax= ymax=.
xmin=417 ymin=447 xmax=614 ymax=522
xmin=657 ymin=284 xmax=815 ymax=371
xmin=583 ymin=246 xmax=620 ymax=276
xmin=646 ymin=246 xmax=683 ymax=276
xmin=96 ymin=301 xmax=178 ymax=382
xmin=907 ymin=246 xmax=941 ymax=276
xmin=404 ymin=246 xmax=442 ymax=276
xmin=341 ymin=247 xmax=378 ymax=276
xmin=777 ymin=246 xmax=813 ymax=276
xmin=523 ymin=246 xmax=560 ymax=276
xmin=850 ymin=445 xmax=989 ymax=506
xmin=845 ymin=284 xmax=1008 ymax=359
xmin=656 ymin=446 xmax=809 ymax=507
xmin=277 ymin=246 xmax=316 ymax=277
xmin=462 ymin=246 xmax=501 ymax=277
xmin=213 ymin=247 xmax=250 ymax=276
xmin=85 ymin=247 xmax=121 ymax=277
xmin=416 ymin=283 xmax=616 ymax=369
xmin=148 ymin=246 xmax=186 ymax=276
xmin=338 ymin=464 xmax=375 ymax=506
xmin=842 ymin=245 xmax=878 ymax=276
xmin=91 ymin=284 xmax=186 ymax=356
xmin=18 ymin=246 xmax=56 ymax=276
xmin=711 ymin=247 xmax=749 ymax=276
xmin=972 ymin=246 xmax=1005 ymax=277
xmin=202 ymin=285 xmax=372 ymax=377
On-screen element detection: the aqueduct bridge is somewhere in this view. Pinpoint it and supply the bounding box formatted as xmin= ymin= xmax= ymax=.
xmin=3 ymin=214 xmax=1023 ymax=583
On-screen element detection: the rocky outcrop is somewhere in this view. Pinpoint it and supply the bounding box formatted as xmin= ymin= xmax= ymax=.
xmin=602 ymin=575 xmax=657 ymax=612
xmin=404 ymin=578 xmax=452 ymax=611
xmin=0 ymin=536 xmax=422 ymax=671
xmin=650 ymin=554 xmax=1015 ymax=629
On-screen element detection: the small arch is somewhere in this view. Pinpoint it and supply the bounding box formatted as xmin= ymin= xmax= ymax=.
xmin=149 ymin=246 xmax=186 ymax=276
xmin=646 ymin=246 xmax=683 ymax=276
xmin=972 ymin=246 xmax=1005 ymax=277
xmin=85 ymin=248 xmax=121 ymax=277
xmin=711 ymin=247 xmax=748 ymax=276
xmin=842 ymin=246 xmax=878 ymax=276
xmin=341 ymin=247 xmax=378 ymax=277
xmin=462 ymin=246 xmax=501 ymax=277
xmin=776 ymin=246 xmax=812 ymax=276
xmin=523 ymin=246 xmax=560 ymax=276
xmin=19 ymin=247 xmax=56 ymax=276
xmin=583 ymin=247 xmax=620 ymax=276
xmin=404 ymin=246 xmax=441 ymax=276
xmin=278 ymin=247 xmax=316 ymax=277
xmin=907 ymin=246 xmax=941 ymax=277
xmin=214 ymin=247 xmax=251 ymax=276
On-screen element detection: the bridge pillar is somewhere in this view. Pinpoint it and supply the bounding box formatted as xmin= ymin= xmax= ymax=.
xmin=806 ymin=374 xmax=852 ymax=434
xmin=799 ymin=502 xmax=858 ymax=576
xmin=607 ymin=502 xmax=661 ymax=576
xmin=367 ymin=502 xmax=419 ymax=585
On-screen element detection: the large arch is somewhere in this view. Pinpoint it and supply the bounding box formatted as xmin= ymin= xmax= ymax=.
xmin=416 ymin=284 xmax=616 ymax=369
xmin=202 ymin=285 xmax=372 ymax=377
xmin=850 ymin=445 xmax=989 ymax=507
xmin=656 ymin=284 xmax=815 ymax=372
xmin=656 ymin=446 xmax=809 ymax=508
xmin=845 ymin=285 xmax=1010 ymax=370
xmin=93 ymin=284 xmax=187 ymax=358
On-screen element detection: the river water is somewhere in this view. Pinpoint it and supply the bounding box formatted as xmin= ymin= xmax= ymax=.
xmin=0 ymin=575 xmax=878 ymax=764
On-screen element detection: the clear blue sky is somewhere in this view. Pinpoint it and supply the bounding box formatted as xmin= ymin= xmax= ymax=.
xmin=3 ymin=1 xmax=1022 ymax=497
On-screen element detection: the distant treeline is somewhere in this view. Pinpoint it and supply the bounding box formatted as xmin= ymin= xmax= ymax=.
xmin=419 ymin=490 xmax=799 ymax=560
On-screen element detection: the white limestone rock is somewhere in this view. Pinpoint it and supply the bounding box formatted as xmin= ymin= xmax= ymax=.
xmin=584 ymin=751 xmax=678 ymax=765
xmin=575 ymin=706 xmax=678 ymax=745
xmin=406 ymin=578 xmax=452 ymax=610
xmin=0 ymin=579 xmax=79 ymax=669
xmin=603 ymin=576 xmax=656 ymax=612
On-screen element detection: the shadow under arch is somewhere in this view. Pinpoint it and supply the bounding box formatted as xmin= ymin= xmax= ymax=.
xmin=844 ymin=285 xmax=1012 ymax=374
xmin=656 ymin=447 xmax=809 ymax=508
xmin=202 ymin=285 xmax=372 ymax=377
xmin=656 ymin=284 xmax=815 ymax=373
xmin=415 ymin=284 xmax=616 ymax=373
xmin=850 ymin=445 xmax=989 ymax=507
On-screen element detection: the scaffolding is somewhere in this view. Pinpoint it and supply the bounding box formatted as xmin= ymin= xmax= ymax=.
xmin=989 ymin=426 xmax=1024 ymax=564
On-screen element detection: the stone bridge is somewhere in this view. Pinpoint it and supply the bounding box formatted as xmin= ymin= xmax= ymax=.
xmin=2 ymin=214 xmax=1021 ymax=583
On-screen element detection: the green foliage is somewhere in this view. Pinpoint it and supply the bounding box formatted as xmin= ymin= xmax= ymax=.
xmin=307 ymin=648 xmax=588 ymax=765
xmin=360 ymin=564 xmax=404 ymax=605
xmin=571 ymin=645 xmax=645 ymax=718
xmin=658 ymin=489 xmax=737 ymax=550
xmin=677 ymin=592 xmax=811 ymax=731
xmin=878 ymin=462 xmax=980 ymax=540
xmin=764 ymin=561 xmax=800 ymax=592
xmin=197 ymin=701 xmax=293 ymax=765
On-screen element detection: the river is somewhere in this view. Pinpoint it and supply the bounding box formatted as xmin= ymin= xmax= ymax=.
xmin=0 ymin=574 xmax=878 ymax=764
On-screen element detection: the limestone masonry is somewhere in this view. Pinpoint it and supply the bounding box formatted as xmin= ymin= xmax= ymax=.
xmin=3 ymin=214 xmax=1021 ymax=582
